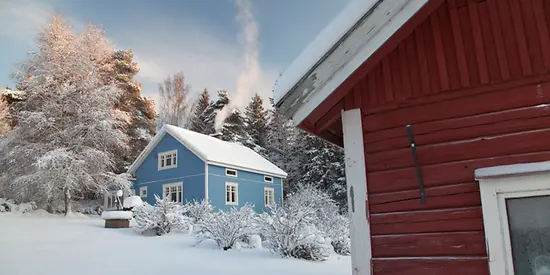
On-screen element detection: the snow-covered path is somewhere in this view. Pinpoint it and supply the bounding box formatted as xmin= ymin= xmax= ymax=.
xmin=0 ymin=213 xmax=351 ymax=275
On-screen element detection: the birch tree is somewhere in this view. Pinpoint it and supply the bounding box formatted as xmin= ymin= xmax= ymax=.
xmin=158 ymin=72 xmax=192 ymax=127
xmin=2 ymin=14 xmax=130 ymax=214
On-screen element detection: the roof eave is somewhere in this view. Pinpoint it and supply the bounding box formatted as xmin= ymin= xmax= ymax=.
xmin=274 ymin=0 xmax=429 ymax=126
xmin=207 ymin=160 xmax=288 ymax=179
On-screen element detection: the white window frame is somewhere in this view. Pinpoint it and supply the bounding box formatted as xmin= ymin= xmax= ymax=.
xmin=477 ymin=164 xmax=550 ymax=275
xmin=158 ymin=150 xmax=178 ymax=170
xmin=225 ymin=182 xmax=238 ymax=205
xmin=264 ymin=175 xmax=273 ymax=183
xmin=139 ymin=186 xmax=147 ymax=198
xmin=264 ymin=187 xmax=275 ymax=206
xmin=225 ymin=168 xmax=237 ymax=177
xmin=162 ymin=182 xmax=183 ymax=203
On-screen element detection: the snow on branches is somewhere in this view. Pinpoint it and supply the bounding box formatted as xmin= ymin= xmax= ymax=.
xmin=1 ymin=14 xmax=130 ymax=213
xmin=195 ymin=204 xmax=258 ymax=250
xmin=133 ymin=195 xmax=190 ymax=236
xmin=259 ymin=185 xmax=350 ymax=261
xmin=183 ymin=199 xmax=214 ymax=224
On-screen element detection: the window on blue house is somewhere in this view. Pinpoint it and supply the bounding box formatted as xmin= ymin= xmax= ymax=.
xmin=158 ymin=150 xmax=177 ymax=170
xmin=225 ymin=182 xmax=238 ymax=205
xmin=139 ymin=187 xmax=147 ymax=198
xmin=225 ymin=168 xmax=237 ymax=177
xmin=264 ymin=187 xmax=275 ymax=206
xmin=264 ymin=176 xmax=273 ymax=183
xmin=163 ymin=182 xmax=183 ymax=203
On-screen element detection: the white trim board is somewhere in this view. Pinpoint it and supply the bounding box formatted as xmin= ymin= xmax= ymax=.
xmin=342 ymin=109 xmax=372 ymax=275
xmin=274 ymin=0 xmax=429 ymax=125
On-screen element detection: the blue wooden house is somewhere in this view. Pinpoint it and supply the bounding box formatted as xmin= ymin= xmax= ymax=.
xmin=123 ymin=124 xmax=287 ymax=212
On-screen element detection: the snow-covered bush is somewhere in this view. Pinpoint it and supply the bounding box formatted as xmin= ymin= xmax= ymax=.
xmin=133 ymin=195 xmax=190 ymax=236
xmin=183 ymin=199 xmax=214 ymax=223
xmin=195 ymin=204 xmax=258 ymax=250
xmin=288 ymin=185 xmax=351 ymax=256
xmin=325 ymin=215 xmax=351 ymax=255
xmin=0 ymin=198 xmax=37 ymax=213
xmin=260 ymin=203 xmax=331 ymax=262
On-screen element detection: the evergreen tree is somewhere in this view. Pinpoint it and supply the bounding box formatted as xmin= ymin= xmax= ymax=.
xmin=110 ymin=49 xmax=157 ymax=174
xmin=243 ymin=94 xmax=269 ymax=155
xmin=297 ymin=132 xmax=347 ymax=210
xmin=210 ymin=90 xmax=247 ymax=143
xmin=266 ymin=97 xmax=301 ymax=194
xmin=188 ymin=88 xmax=215 ymax=135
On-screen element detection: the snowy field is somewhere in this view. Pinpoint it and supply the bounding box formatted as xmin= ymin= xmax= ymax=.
xmin=0 ymin=213 xmax=351 ymax=275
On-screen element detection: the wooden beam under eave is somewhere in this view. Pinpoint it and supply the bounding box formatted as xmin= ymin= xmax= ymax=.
xmin=314 ymin=100 xmax=344 ymax=134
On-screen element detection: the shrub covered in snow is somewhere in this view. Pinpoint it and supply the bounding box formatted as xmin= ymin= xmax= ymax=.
xmin=257 ymin=185 xmax=351 ymax=261
xmin=133 ymin=195 xmax=190 ymax=236
xmin=260 ymin=203 xmax=331 ymax=262
xmin=195 ymin=204 xmax=259 ymax=250
xmin=182 ymin=199 xmax=214 ymax=223
xmin=0 ymin=198 xmax=37 ymax=213
xmin=324 ymin=215 xmax=351 ymax=255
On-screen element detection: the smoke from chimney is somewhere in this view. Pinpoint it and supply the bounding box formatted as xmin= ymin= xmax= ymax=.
xmin=214 ymin=0 xmax=261 ymax=131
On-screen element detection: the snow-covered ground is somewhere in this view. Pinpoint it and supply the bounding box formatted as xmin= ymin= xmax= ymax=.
xmin=0 ymin=213 xmax=351 ymax=275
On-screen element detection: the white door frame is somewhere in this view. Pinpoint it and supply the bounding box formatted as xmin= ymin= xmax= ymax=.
xmin=342 ymin=109 xmax=372 ymax=275
xmin=477 ymin=162 xmax=550 ymax=275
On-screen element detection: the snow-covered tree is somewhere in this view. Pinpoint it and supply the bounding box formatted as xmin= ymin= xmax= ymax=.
xmin=195 ymin=204 xmax=258 ymax=250
xmin=243 ymin=94 xmax=269 ymax=156
xmin=133 ymin=195 xmax=190 ymax=236
xmin=265 ymin=98 xmax=302 ymax=194
xmin=298 ymin=133 xmax=347 ymax=209
xmin=158 ymin=72 xmax=192 ymax=128
xmin=1 ymin=15 xmax=130 ymax=214
xmin=187 ymin=89 xmax=215 ymax=135
xmin=0 ymin=96 xmax=9 ymax=139
xmin=210 ymin=90 xmax=248 ymax=144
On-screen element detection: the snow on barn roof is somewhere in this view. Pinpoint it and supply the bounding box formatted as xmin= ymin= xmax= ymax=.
xmin=127 ymin=124 xmax=287 ymax=178
xmin=273 ymin=0 xmax=429 ymax=125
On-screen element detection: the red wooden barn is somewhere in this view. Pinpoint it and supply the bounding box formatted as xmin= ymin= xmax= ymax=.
xmin=274 ymin=0 xmax=550 ymax=274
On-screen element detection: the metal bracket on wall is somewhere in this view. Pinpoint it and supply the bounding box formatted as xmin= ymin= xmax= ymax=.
xmin=406 ymin=124 xmax=427 ymax=205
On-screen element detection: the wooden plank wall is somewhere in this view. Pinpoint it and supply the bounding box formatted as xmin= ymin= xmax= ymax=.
xmin=343 ymin=0 xmax=550 ymax=274
xmin=354 ymin=0 xmax=550 ymax=110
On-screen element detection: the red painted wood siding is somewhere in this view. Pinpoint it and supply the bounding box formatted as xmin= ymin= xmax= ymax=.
xmin=345 ymin=0 xmax=550 ymax=274
xmin=356 ymin=0 xmax=550 ymax=109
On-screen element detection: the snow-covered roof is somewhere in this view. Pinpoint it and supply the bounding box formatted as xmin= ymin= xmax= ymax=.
xmin=274 ymin=0 xmax=429 ymax=125
xmin=127 ymin=125 xmax=287 ymax=178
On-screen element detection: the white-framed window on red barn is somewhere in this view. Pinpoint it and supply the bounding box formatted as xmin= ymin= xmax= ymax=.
xmin=476 ymin=162 xmax=550 ymax=275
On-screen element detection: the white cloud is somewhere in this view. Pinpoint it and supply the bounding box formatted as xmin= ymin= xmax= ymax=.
xmin=0 ymin=0 xmax=280 ymax=109
xmin=0 ymin=0 xmax=52 ymax=44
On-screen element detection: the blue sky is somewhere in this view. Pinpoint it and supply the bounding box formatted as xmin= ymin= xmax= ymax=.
xmin=0 ymin=0 xmax=349 ymax=103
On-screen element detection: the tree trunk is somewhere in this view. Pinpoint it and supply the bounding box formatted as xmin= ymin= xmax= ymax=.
xmin=64 ymin=187 xmax=71 ymax=216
